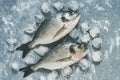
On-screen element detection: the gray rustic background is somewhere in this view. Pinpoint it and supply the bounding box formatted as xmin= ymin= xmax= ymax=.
xmin=0 ymin=0 xmax=120 ymax=80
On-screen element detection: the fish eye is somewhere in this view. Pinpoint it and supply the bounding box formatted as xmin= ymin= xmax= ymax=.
xmin=61 ymin=17 xmax=66 ymax=22
xmin=61 ymin=16 xmax=69 ymax=22
xmin=77 ymin=45 xmax=81 ymax=49
xmin=69 ymin=45 xmax=75 ymax=54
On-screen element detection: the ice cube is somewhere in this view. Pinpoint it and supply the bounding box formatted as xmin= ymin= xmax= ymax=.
xmin=81 ymin=33 xmax=90 ymax=43
xmin=53 ymin=2 xmax=64 ymax=11
xmin=69 ymin=28 xmax=79 ymax=39
xmin=34 ymin=46 xmax=49 ymax=56
xmin=7 ymin=45 xmax=14 ymax=53
xmin=41 ymin=2 xmax=50 ymax=14
xmin=89 ymin=26 xmax=100 ymax=38
xmin=79 ymin=59 xmax=90 ymax=71
xmin=92 ymin=38 xmax=102 ymax=48
xmin=39 ymin=75 xmax=46 ymax=80
xmin=25 ymin=76 xmax=33 ymax=80
xmin=81 ymin=22 xmax=90 ymax=32
xmin=21 ymin=35 xmax=31 ymax=44
xmin=47 ymin=71 xmax=58 ymax=80
xmin=34 ymin=14 xmax=45 ymax=23
xmin=6 ymin=38 xmax=17 ymax=45
xmin=0 ymin=62 xmax=6 ymax=74
xmin=68 ymin=0 xmax=79 ymax=11
xmin=11 ymin=62 xmax=19 ymax=71
xmin=61 ymin=66 xmax=72 ymax=77
xmin=92 ymin=51 xmax=103 ymax=62
xmin=23 ymin=56 xmax=35 ymax=64
xmin=24 ymin=26 xmax=36 ymax=34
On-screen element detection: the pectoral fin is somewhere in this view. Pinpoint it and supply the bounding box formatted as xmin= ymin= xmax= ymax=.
xmin=53 ymin=25 xmax=67 ymax=39
xmin=56 ymin=57 xmax=71 ymax=62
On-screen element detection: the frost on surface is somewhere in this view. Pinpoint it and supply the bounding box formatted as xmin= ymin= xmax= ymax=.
xmin=0 ymin=0 xmax=120 ymax=80
xmin=24 ymin=25 xmax=36 ymax=34
xmin=0 ymin=62 xmax=6 ymax=79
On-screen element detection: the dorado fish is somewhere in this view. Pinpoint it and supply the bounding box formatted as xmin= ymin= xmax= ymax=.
xmin=16 ymin=12 xmax=80 ymax=58
xmin=19 ymin=43 xmax=88 ymax=77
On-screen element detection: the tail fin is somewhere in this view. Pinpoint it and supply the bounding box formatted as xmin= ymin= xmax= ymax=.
xmin=16 ymin=42 xmax=31 ymax=58
xmin=19 ymin=65 xmax=33 ymax=77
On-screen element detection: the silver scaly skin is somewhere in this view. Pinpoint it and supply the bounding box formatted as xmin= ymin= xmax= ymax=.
xmin=16 ymin=12 xmax=80 ymax=58
xmin=19 ymin=42 xmax=88 ymax=77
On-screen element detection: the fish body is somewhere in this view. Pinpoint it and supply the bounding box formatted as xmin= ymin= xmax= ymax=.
xmin=20 ymin=43 xmax=88 ymax=77
xmin=16 ymin=12 xmax=80 ymax=58
xmin=32 ymin=43 xmax=88 ymax=71
xmin=29 ymin=13 xmax=80 ymax=48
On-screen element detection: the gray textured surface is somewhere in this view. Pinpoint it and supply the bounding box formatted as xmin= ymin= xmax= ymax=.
xmin=0 ymin=0 xmax=120 ymax=80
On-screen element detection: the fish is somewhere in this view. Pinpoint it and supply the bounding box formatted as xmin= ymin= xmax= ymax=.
xmin=16 ymin=12 xmax=81 ymax=58
xmin=19 ymin=42 xmax=89 ymax=77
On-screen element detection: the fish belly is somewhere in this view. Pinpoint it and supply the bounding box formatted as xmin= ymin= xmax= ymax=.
xmin=35 ymin=61 xmax=76 ymax=70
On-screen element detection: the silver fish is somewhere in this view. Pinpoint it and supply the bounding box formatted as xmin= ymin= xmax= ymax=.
xmin=19 ymin=43 xmax=88 ymax=77
xmin=16 ymin=12 xmax=80 ymax=58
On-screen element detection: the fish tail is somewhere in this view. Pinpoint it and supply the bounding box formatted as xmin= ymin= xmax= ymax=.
xmin=19 ymin=65 xmax=33 ymax=78
xmin=16 ymin=42 xmax=31 ymax=58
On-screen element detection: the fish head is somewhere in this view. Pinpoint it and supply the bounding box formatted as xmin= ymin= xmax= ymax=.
xmin=69 ymin=43 xmax=88 ymax=60
xmin=61 ymin=12 xmax=80 ymax=29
